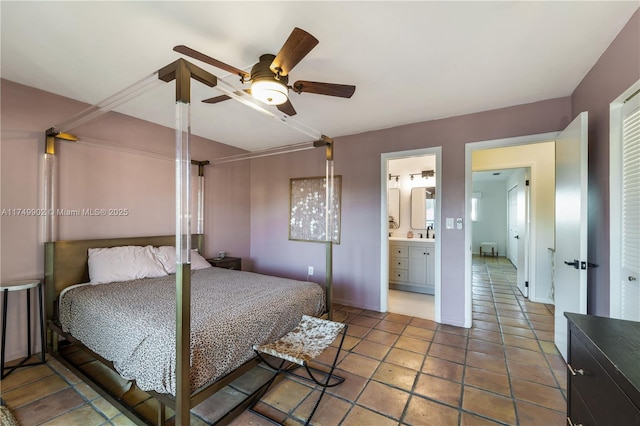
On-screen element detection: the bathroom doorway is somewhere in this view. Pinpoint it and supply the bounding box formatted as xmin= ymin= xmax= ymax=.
xmin=380 ymin=147 xmax=442 ymax=321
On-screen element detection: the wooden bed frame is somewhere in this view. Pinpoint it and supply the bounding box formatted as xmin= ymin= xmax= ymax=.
xmin=44 ymin=234 xmax=270 ymax=426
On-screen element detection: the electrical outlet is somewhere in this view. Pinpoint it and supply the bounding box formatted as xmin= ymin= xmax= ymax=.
xmin=308 ymin=266 xmax=314 ymax=276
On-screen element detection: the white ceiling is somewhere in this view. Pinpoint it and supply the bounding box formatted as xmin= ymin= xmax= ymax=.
xmin=2 ymin=1 xmax=638 ymax=152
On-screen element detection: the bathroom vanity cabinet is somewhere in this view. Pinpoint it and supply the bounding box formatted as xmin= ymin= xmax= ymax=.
xmin=389 ymin=239 xmax=435 ymax=295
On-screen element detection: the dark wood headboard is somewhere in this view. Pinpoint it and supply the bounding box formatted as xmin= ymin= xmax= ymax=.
xmin=44 ymin=234 xmax=204 ymax=322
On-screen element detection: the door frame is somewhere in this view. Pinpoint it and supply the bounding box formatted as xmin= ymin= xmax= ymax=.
xmin=464 ymin=132 xmax=558 ymax=327
xmin=381 ymin=147 xmax=442 ymax=321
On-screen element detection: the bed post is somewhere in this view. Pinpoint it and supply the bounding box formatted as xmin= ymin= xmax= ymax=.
xmin=158 ymin=58 xmax=217 ymax=426
xmin=323 ymin=136 xmax=335 ymax=320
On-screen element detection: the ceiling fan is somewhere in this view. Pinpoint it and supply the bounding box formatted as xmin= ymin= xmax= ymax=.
xmin=173 ymin=27 xmax=356 ymax=116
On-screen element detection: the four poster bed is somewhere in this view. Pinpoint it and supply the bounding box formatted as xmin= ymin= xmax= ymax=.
xmin=43 ymin=58 xmax=339 ymax=425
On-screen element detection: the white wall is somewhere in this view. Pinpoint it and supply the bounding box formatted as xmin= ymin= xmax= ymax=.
xmin=471 ymin=180 xmax=508 ymax=255
xmin=472 ymin=141 xmax=555 ymax=304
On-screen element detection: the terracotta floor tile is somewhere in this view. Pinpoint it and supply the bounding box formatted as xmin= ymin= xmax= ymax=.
xmin=385 ymin=347 xmax=425 ymax=370
xmin=403 ymin=394 xmax=459 ymax=425
xmin=428 ymin=342 xmax=467 ymax=364
xmin=529 ymin=319 xmax=554 ymax=332
xmin=364 ymin=329 xmax=399 ymax=346
xmin=472 ymin=305 xmax=496 ymax=315
xmin=337 ymin=353 xmax=380 ymax=378
xmin=361 ymin=309 xmax=387 ymax=319
xmin=0 ymin=363 xmax=54 ymax=392
xmin=516 ymin=399 xmax=566 ymax=425
xmin=503 ymin=334 xmax=541 ymax=352
xmin=326 ymin=369 xmax=368 ymax=401
xmin=507 ymin=360 xmax=558 ymax=387
xmin=13 ymin=388 xmax=85 ymax=426
xmin=110 ymin=413 xmax=139 ymax=426
xmin=505 ymin=346 xmax=548 ymax=367
xmin=546 ymin=353 xmax=568 ymax=371
xmin=40 ymin=404 xmax=108 ymax=425
xmin=2 ymin=374 xmax=69 ymax=408
xmin=421 ymin=356 xmax=464 ymax=383
xmin=373 ymin=362 xmax=419 ymax=391
xmin=502 ymin=325 xmax=536 ymax=338
xmin=511 ymin=377 xmax=566 ymax=412
xmin=438 ymin=324 xmax=469 ymax=336
xmin=385 ymin=312 xmax=413 ymax=324
xmin=467 ymin=338 xmax=505 ymax=358
xmin=460 ymin=411 xmax=502 ymax=425
xmin=341 ymin=405 xmax=397 ymax=426
xmin=402 ymin=325 xmax=435 ymax=341
xmin=473 ymin=312 xmax=499 ymax=323
xmin=414 ymin=373 xmax=462 ymax=406
xmin=499 ymin=316 xmax=531 ymax=328
xmin=433 ymin=331 xmax=468 ymax=349
xmin=345 ymin=323 xmax=372 ymax=338
xmin=462 ymin=386 xmax=516 ymax=425
xmin=409 ymin=317 xmax=438 ymax=330
xmin=465 ymin=351 xmax=507 ymax=375
xmin=293 ymin=391 xmax=351 ymax=425
xmin=192 ymin=386 xmax=247 ymax=423
xmin=473 ymin=320 xmax=501 ymax=333
xmin=375 ymin=319 xmax=406 ymax=334
xmin=464 ymin=366 xmax=511 ymax=396
xmin=535 ymin=330 xmax=555 ymax=341
xmin=539 ymin=340 xmax=560 ymax=354
xmin=263 ymin=378 xmax=312 ymax=413
xmin=348 ymin=315 xmax=381 ymax=328
xmin=356 ymin=380 xmax=410 ymax=420
xmin=394 ymin=335 xmax=430 ymax=353
xmin=469 ymin=328 xmax=502 ymax=344
xmin=352 ymin=339 xmax=390 ymax=360
xmin=227 ymin=410 xmax=277 ymax=426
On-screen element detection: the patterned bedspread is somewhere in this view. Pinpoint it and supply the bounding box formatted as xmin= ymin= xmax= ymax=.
xmin=59 ymin=267 xmax=324 ymax=395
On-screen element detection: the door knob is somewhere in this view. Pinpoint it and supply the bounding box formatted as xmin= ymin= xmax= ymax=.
xmin=564 ymin=260 xmax=580 ymax=269
xmin=514 ymin=235 xmax=519 ymax=239
xmin=630 ymin=276 xmax=638 ymax=282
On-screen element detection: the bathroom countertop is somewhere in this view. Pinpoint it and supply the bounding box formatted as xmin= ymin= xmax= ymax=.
xmin=389 ymin=236 xmax=435 ymax=242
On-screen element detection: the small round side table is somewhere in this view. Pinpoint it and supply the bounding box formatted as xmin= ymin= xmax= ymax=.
xmin=1 ymin=279 xmax=46 ymax=379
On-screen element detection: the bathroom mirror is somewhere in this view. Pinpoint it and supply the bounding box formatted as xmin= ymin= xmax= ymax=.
xmin=411 ymin=186 xmax=436 ymax=229
xmin=388 ymin=188 xmax=400 ymax=228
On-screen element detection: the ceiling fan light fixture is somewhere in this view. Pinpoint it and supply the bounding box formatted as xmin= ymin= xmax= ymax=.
xmin=251 ymin=78 xmax=288 ymax=105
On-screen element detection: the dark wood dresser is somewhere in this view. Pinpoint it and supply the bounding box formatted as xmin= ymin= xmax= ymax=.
xmin=565 ymin=313 xmax=640 ymax=425
xmin=207 ymin=257 xmax=241 ymax=270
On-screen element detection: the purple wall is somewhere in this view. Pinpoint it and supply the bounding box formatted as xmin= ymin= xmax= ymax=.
xmin=571 ymin=10 xmax=640 ymax=316
xmin=1 ymin=79 xmax=252 ymax=360
xmin=250 ymin=97 xmax=571 ymax=325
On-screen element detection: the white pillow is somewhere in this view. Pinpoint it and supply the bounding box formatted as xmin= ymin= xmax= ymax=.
xmin=154 ymin=246 xmax=212 ymax=274
xmin=88 ymin=245 xmax=168 ymax=285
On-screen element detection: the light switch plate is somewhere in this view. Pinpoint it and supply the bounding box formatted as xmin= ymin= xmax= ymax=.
xmin=446 ymin=218 xmax=454 ymax=229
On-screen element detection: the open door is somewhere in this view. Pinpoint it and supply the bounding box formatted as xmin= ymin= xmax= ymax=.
xmin=554 ymin=112 xmax=589 ymax=360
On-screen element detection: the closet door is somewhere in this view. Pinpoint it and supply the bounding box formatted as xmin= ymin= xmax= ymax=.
xmin=619 ymin=96 xmax=640 ymax=321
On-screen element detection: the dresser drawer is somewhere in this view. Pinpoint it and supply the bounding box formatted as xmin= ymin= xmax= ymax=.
xmin=569 ymin=332 xmax=640 ymax=425
xmin=391 ymin=258 xmax=408 ymax=270
xmin=390 ymin=269 xmax=407 ymax=282
xmin=568 ymin=385 xmax=597 ymax=426
xmin=391 ymin=246 xmax=408 ymax=258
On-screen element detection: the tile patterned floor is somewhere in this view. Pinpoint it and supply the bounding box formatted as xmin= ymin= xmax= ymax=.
xmin=0 ymin=256 xmax=566 ymax=425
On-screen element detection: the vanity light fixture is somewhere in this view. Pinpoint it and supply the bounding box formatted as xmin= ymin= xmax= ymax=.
xmin=388 ymin=174 xmax=399 ymax=182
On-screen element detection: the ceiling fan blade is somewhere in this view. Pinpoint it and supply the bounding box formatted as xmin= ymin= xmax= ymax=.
xmin=202 ymin=89 xmax=251 ymax=104
xmin=174 ymin=45 xmax=250 ymax=79
xmin=276 ymin=99 xmax=297 ymax=116
xmin=292 ymin=81 xmax=356 ymax=98
xmin=202 ymin=94 xmax=231 ymax=104
xmin=270 ymin=28 xmax=319 ymax=76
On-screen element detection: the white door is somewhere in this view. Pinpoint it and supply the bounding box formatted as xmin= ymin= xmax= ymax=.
xmin=508 ymin=186 xmax=519 ymax=265
xmin=554 ymin=112 xmax=588 ymax=360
